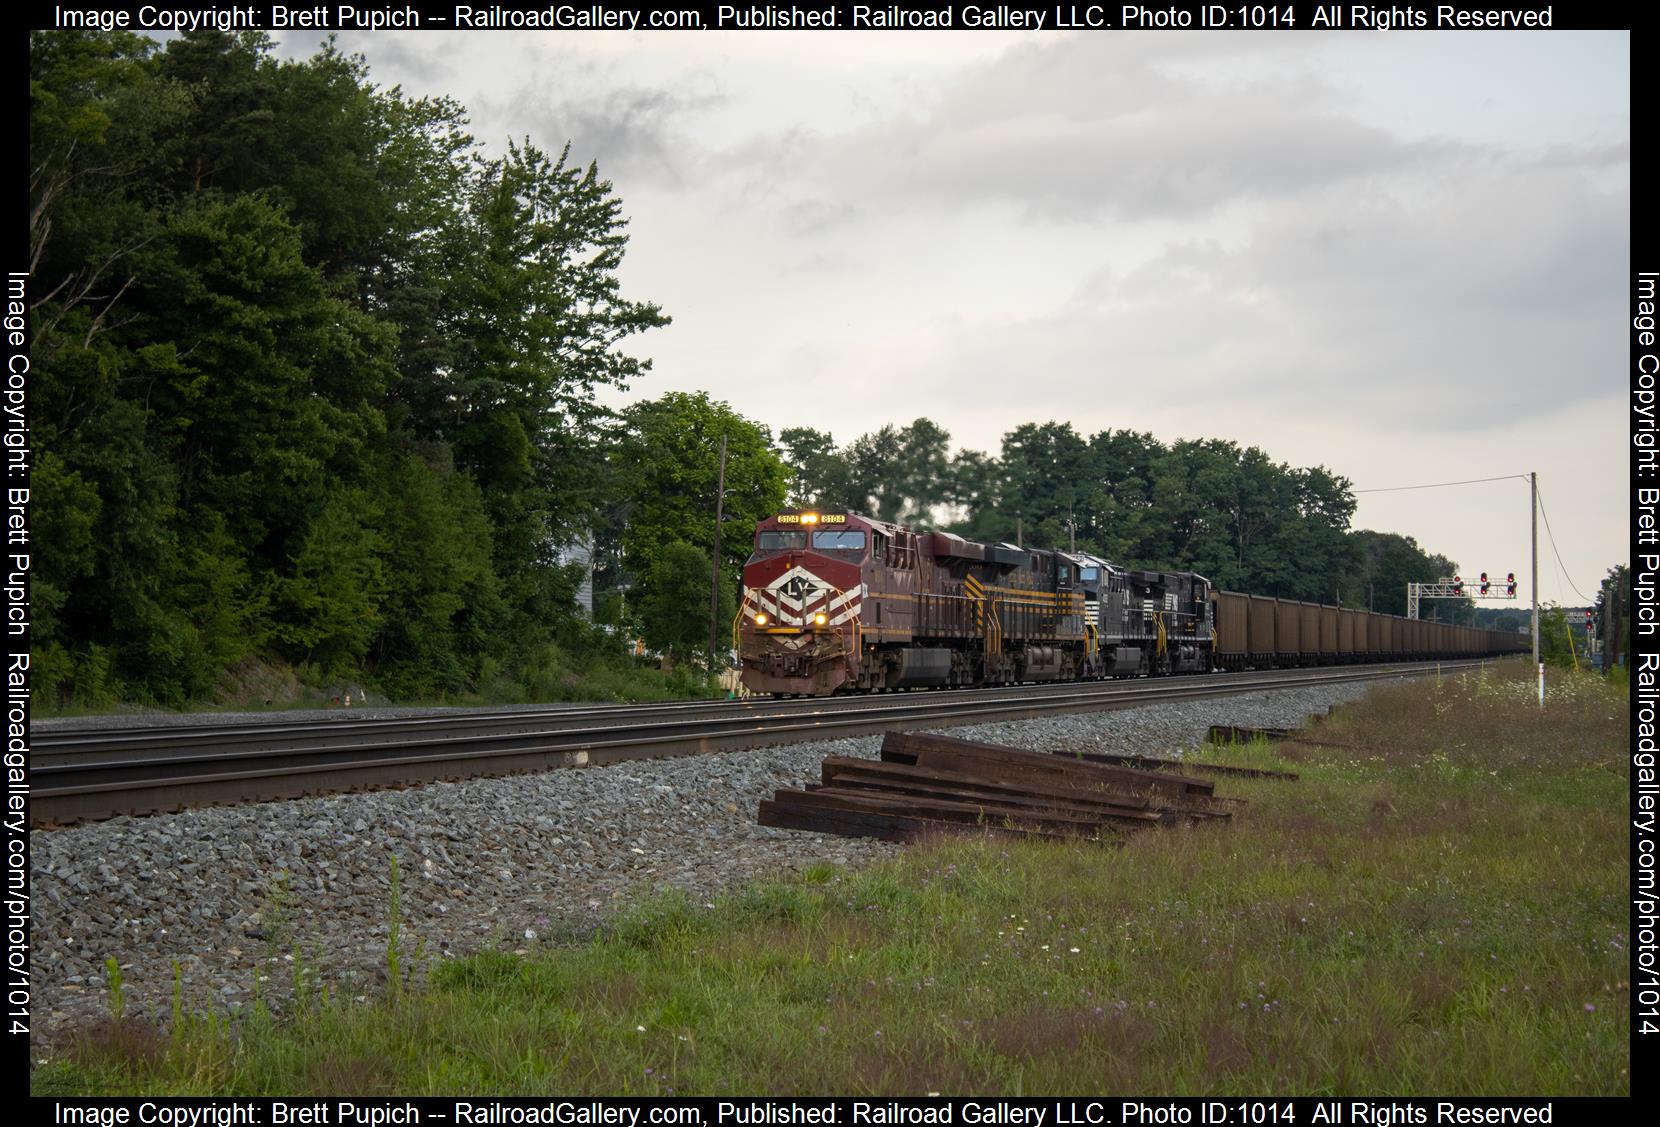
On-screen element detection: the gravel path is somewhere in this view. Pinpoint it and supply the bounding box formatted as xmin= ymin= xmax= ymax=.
xmin=28 ymin=679 xmax=1381 ymax=1051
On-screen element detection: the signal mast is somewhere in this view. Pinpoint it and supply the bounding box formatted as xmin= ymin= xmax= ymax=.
xmin=1406 ymin=571 xmax=1517 ymax=620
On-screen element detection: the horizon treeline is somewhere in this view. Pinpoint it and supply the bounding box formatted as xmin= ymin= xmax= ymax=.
xmin=31 ymin=30 xmax=1492 ymax=711
xmin=777 ymin=419 xmax=1473 ymax=618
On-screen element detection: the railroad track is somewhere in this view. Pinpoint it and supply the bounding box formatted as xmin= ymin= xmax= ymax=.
xmin=32 ymin=659 xmax=1494 ymax=826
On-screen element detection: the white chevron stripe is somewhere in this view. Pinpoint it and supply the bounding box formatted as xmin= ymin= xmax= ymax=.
xmin=744 ymin=565 xmax=868 ymax=629
xmin=760 ymin=570 xmax=865 ymax=612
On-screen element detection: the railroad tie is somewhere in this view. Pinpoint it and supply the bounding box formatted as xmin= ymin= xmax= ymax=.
xmin=757 ymin=730 xmax=1271 ymax=844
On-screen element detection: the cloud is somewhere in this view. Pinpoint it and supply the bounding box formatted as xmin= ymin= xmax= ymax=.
xmin=271 ymin=31 xmax=723 ymax=187
xmin=715 ymin=36 xmax=1477 ymax=222
xmin=744 ymin=157 xmax=1627 ymax=443
xmin=489 ymin=69 xmax=721 ymax=186
xmin=710 ymin=32 xmax=1633 ymax=239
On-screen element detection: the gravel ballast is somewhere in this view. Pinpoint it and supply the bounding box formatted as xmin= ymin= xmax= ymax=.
xmin=29 ymin=679 xmax=1384 ymax=1048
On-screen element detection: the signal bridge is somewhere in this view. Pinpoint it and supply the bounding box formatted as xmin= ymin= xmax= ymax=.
xmin=1407 ymin=572 xmax=1516 ymax=620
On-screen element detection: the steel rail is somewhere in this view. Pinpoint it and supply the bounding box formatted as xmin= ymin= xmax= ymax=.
xmin=42 ymin=678 xmax=1226 ymax=755
xmin=34 ymin=659 xmax=1487 ymax=763
xmin=31 ymin=660 xmax=1493 ymax=826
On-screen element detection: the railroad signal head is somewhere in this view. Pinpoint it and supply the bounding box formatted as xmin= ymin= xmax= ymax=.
xmin=1506 ymin=572 xmax=1517 ymax=596
xmin=1453 ymin=575 xmax=1464 ymax=595
xmin=1480 ymin=572 xmax=1490 ymax=596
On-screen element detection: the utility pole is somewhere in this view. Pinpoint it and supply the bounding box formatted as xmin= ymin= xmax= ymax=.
xmin=708 ymin=433 xmax=728 ymax=669
xmin=1530 ymin=471 xmax=1539 ymax=664
xmin=1610 ymin=580 xmax=1624 ymax=669
xmin=1531 ymin=470 xmax=1543 ymax=706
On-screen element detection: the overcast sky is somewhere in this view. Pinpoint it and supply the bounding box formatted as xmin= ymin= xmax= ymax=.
xmin=271 ymin=28 xmax=1630 ymax=608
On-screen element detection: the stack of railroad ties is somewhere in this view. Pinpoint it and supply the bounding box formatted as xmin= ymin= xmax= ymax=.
xmin=759 ymin=730 xmax=1295 ymax=844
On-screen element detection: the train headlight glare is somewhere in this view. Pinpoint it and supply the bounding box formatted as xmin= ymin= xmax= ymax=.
xmin=814 ymin=612 xmax=828 ymax=625
xmin=754 ymin=612 xmax=768 ymax=626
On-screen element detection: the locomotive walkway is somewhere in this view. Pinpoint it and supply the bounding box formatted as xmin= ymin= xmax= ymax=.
xmin=32 ymin=659 xmax=1495 ymax=826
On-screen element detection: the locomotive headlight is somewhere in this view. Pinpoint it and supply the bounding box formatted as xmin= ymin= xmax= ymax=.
xmin=754 ymin=612 xmax=768 ymax=626
xmin=814 ymin=612 xmax=828 ymax=625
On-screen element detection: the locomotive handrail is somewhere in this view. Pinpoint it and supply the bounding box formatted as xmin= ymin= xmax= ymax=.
xmin=823 ymin=580 xmax=861 ymax=658
xmin=730 ymin=590 xmax=752 ymax=653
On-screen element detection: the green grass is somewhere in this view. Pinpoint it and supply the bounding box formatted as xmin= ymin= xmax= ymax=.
xmin=33 ymin=663 xmax=1629 ymax=1095
xmin=35 ymin=646 xmax=723 ymax=719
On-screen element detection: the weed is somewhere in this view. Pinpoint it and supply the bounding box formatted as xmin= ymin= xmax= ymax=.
xmin=170 ymin=961 xmax=183 ymax=1033
xmin=386 ymin=852 xmax=404 ymax=999
xmin=103 ymin=958 xmax=126 ymax=1024
xmin=292 ymin=942 xmax=313 ymax=1014
xmin=799 ymin=861 xmax=840 ymax=884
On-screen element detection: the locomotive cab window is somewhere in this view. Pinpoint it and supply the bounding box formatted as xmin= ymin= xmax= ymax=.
xmin=811 ymin=530 xmax=867 ymax=552
xmin=757 ymin=531 xmax=806 ymax=551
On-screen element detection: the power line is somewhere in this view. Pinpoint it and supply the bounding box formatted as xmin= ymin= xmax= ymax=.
xmin=1534 ymin=486 xmax=1592 ymax=603
xmin=1353 ymin=473 xmax=1529 ymax=494
xmin=1352 ymin=470 xmax=1585 ymax=608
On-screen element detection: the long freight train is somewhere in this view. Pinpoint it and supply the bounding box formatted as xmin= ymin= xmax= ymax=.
xmin=735 ymin=510 xmax=1527 ymax=697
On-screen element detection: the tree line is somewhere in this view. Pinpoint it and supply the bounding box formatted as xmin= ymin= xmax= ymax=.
xmin=31 ymin=29 xmax=696 ymax=706
xmin=31 ymin=30 xmax=1493 ymax=711
xmin=779 ymin=419 xmax=1469 ymax=617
